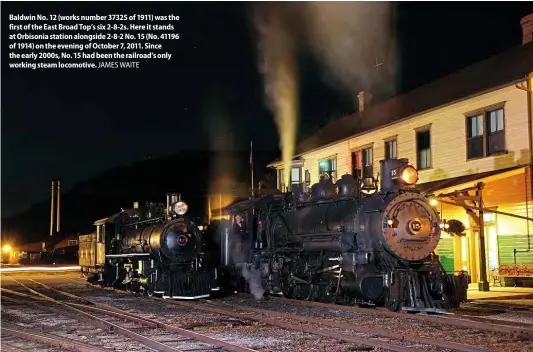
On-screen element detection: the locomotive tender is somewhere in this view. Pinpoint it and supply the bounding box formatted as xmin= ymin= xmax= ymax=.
xmin=80 ymin=193 xmax=220 ymax=299
xmin=219 ymin=158 xmax=469 ymax=312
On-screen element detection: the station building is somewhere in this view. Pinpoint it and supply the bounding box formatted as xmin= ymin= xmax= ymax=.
xmin=268 ymin=14 xmax=533 ymax=287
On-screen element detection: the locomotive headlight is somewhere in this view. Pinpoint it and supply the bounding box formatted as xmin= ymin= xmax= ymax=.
xmin=400 ymin=166 xmax=419 ymax=185
xmin=173 ymin=201 xmax=188 ymax=215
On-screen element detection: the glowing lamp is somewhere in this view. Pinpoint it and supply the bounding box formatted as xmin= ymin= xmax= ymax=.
xmin=400 ymin=166 xmax=419 ymax=185
xmin=3 ymin=244 xmax=11 ymax=253
xmin=173 ymin=201 xmax=188 ymax=215
xmin=429 ymin=198 xmax=438 ymax=207
xmin=198 ymin=225 xmax=204 ymax=231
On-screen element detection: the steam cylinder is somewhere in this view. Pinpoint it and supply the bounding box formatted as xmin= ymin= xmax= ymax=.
xmin=121 ymin=219 xmax=198 ymax=260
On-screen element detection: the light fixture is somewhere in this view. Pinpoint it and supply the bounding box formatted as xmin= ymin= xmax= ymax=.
xmin=3 ymin=244 xmax=11 ymax=253
xmin=173 ymin=201 xmax=188 ymax=215
xmin=400 ymin=166 xmax=419 ymax=185
xmin=429 ymin=198 xmax=438 ymax=207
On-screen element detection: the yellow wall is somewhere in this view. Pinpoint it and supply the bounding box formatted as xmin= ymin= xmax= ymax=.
xmin=276 ymin=83 xmax=530 ymax=186
xmin=433 ymin=168 xmax=531 ymax=282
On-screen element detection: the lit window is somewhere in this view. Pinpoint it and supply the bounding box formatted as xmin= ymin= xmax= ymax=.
xmin=352 ymin=147 xmax=373 ymax=179
xmin=318 ymin=158 xmax=337 ymax=181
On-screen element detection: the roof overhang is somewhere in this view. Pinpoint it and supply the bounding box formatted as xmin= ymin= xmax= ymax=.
xmin=419 ymin=165 xmax=527 ymax=196
xmin=267 ymin=157 xmax=305 ymax=169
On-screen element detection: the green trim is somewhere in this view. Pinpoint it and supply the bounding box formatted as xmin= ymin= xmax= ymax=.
xmin=437 ymin=237 xmax=454 ymax=274
xmin=498 ymin=234 xmax=533 ymax=265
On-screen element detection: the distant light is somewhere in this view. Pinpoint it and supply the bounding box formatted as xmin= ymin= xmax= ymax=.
xmin=198 ymin=225 xmax=204 ymax=231
xmin=3 ymin=244 xmax=11 ymax=253
xmin=0 ymin=266 xmax=81 ymax=272
xmin=429 ymin=198 xmax=438 ymax=207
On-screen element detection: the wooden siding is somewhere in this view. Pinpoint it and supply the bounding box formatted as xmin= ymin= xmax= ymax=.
xmin=276 ymin=84 xmax=529 ymax=187
xmin=436 ymin=236 xmax=455 ymax=274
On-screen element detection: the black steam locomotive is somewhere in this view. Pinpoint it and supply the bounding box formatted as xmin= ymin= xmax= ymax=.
xmin=81 ymin=194 xmax=220 ymax=299
xmin=218 ymin=158 xmax=469 ymax=312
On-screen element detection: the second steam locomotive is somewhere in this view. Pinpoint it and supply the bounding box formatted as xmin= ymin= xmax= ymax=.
xmin=80 ymin=194 xmax=220 ymax=299
xmin=218 ymin=158 xmax=469 ymax=312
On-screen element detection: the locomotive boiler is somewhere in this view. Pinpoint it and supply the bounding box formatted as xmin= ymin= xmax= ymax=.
xmin=219 ymin=159 xmax=469 ymax=312
xmin=82 ymin=193 xmax=220 ymax=299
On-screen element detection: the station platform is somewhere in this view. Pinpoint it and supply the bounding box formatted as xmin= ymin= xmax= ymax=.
xmin=467 ymin=285 xmax=533 ymax=301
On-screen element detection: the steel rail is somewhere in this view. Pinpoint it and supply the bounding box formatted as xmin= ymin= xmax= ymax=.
xmin=156 ymin=298 xmax=427 ymax=352
xmin=1 ymin=325 xmax=108 ymax=352
xmin=268 ymin=295 xmax=533 ymax=337
xmin=9 ymin=278 xmax=185 ymax=352
xmin=208 ymin=300 xmax=488 ymax=352
xmin=23 ymin=279 xmax=259 ymax=352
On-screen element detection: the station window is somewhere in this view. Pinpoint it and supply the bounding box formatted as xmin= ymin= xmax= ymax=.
xmin=466 ymin=107 xmax=505 ymax=159
xmin=416 ymin=129 xmax=431 ymax=169
xmin=318 ymin=157 xmax=337 ymax=182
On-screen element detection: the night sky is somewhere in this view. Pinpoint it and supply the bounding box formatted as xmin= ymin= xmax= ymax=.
xmin=2 ymin=2 xmax=533 ymax=218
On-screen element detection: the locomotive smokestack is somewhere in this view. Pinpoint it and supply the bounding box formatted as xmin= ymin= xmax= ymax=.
xmin=50 ymin=181 xmax=55 ymax=237
xmin=56 ymin=181 xmax=60 ymax=233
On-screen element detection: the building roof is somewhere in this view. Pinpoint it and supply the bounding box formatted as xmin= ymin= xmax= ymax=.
xmin=269 ymin=42 xmax=533 ymax=167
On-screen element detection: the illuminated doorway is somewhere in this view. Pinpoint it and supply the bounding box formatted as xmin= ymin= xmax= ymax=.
xmin=483 ymin=209 xmax=499 ymax=284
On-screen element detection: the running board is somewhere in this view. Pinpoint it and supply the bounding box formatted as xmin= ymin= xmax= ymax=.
xmin=402 ymin=307 xmax=449 ymax=314
xmin=162 ymin=294 xmax=211 ymax=300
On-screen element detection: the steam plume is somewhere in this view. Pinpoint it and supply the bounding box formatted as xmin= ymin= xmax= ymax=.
xmin=253 ymin=3 xmax=396 ymax=187
xmin=301 ymin=2 xmax=396 ymax=96
xmin=254 ymin=4 xmax=299 ymax=188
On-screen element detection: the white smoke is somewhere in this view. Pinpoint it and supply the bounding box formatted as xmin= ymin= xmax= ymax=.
xmin=236 ymin=263 xmax=264 ymax=300
xmin=300 ymin=2 xmax=395 ymax=93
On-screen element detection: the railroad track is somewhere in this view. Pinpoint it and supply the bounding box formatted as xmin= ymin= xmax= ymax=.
xmin=4 ymin=279 xmax=389 ymax=352
xmin=20 ymin=279 xmax=500 ymax=352
xmin=2 ymin=323 xmax=108 ymax=352
xmin=464 ymin=300 xmax=533 ymax=313
xmin=263 ymin=294 xmax=533 ymax=335
xmin=8 ymin=278 xmax=533 ymax=352
xmin=1 ymin=279 xmax=257 ymax=352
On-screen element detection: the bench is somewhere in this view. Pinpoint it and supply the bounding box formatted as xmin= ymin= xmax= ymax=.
xmin=491 ymin=264 xmax=533 ymax=287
